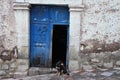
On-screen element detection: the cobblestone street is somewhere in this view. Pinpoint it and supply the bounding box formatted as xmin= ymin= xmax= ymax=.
xmin=2 ymin=69 xmax=120 ymax=80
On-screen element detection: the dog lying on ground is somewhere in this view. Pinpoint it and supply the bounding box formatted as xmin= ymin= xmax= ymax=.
xmin=56 ymin=60 xmax=69 ymax=76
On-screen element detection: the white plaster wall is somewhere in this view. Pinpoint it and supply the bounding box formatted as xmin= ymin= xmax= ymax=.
xmin=82 ymin=0 xmax=120 ymax=44
xmin=80 ymin=0 xmax=120 ymax=52
xmin=0 ymin=0 xmax=16 ymax=50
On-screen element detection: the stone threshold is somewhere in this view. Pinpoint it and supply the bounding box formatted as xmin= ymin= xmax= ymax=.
xmin=28 ymin=67 xmax=57 ymax=76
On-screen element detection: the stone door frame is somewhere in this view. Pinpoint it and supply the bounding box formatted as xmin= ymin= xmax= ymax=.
xmin=13 ymin=1 xmax=84 ymax=71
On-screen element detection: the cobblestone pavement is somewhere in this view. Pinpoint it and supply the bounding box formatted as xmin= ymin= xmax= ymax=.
xmin=2 ymin=69 xmax=120 ymax=80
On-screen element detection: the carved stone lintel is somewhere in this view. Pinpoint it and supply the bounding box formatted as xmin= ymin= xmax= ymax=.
xmin=13 ymin=2 xmax=30 ymax=10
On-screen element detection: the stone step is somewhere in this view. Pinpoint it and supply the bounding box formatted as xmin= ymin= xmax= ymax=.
xmin=28 ymin=67 xmax=57 ymax=76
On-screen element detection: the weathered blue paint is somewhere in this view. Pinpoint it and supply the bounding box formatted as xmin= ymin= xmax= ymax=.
xmin=50 ymin=6 xmax=69 ymax=24
xmin=30 ymin=5 xmax=69 ymax=67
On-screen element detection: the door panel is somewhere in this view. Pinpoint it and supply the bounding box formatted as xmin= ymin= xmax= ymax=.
xmin=50 ymin=7 xmax=69 ymax=23
xmin=31 ymin=6 xmax=49 ymax=23
xmin=30 ymin=23 xmax=50 ymax=67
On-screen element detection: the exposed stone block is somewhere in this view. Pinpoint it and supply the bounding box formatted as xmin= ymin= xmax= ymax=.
xmin=9 ymin=72 xmax=14 ymax=78
xmin=89 ymin=53 xmax=96 ymax=58
xmin=91 ymin=58 xmax=99 ymax=63
xmin=69 ymin=47 xmax=79 ymax=60
xmin=28 ymin=67 xmax=40 ymax=76
xmin=103 ymin=62 xmax=113 ymax=68
xmin=101 ymin=72 xmax=113 ymax=77
xmin=16 ymin=59 xmax=28 ymax=72
xmin=0 ymin=59 xmax=3 ymax=64
xmin=0 ymin=71 xmax=6 ymax=76
xmin=69 ymin=60 xmax=79 ymax=71
xmin=16 ymin=64 xmax=28 ymax=72
xmin=114 ymin=67 xmax=120 ymax=70
xmin=1 ymin=63 xmax=9 ymax=70
xmin=116 ymin=61 xmax=120 ymax=66
xmin=82 ymin=65 xmax=93 ymax=71
xmin=115 ymin=71 xmax=120 ymax=75
xmin=97 ymin=63 xmax=104 ymax=68
xmin=9 ymin=68 xmax=15 ymax=72
xmin=14 ymin=71 xmax=27 ymax=78
xmin=19 ymin=46 xmax=29 ymax=59
xmin=10 ymin=62 xmax=17 ymax=69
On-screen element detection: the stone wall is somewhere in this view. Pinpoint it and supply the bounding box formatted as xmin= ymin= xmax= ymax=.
xmin=0 ymin=0 xmax=120 ymax=78
xmin=80 ymin=0 xmax=120 ymax=71
xmin=0 ymin=0 xmax=14 ymax=79
xmin=0 ymin=0 xmax=28 ymax=79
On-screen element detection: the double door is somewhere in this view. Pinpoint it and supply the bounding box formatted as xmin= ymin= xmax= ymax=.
xmin=30 ymin=5 xmax=69 ymax=67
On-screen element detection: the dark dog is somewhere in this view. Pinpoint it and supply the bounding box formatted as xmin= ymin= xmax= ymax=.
xmin=56 ymin=60 xmax=69 ymax=76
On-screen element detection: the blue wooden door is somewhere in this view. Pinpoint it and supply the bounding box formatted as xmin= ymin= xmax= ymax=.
xmin=30 ymin=5 xmax=69 ymax=67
